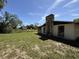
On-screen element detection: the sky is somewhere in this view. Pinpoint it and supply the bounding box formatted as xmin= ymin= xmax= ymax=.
xmin=2 ymin=0 xmax=79 ymax=25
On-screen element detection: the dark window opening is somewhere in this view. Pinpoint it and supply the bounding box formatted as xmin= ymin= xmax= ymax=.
xmin=58 ymin=26 xmax=64 ymax=37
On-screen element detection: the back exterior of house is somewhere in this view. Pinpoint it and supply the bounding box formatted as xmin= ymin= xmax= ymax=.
xmin=38 ymin=14 xmax=79 ymax=40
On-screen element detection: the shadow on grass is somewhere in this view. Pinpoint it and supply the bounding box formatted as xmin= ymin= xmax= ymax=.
xmin=36 ymin=33 xmax=79 ymax=48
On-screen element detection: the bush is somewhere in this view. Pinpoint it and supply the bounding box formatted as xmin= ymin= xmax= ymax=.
xmin=1 ymin=26 xmax=13 ymax=33
xmin=3 ymin=26 xmax=13 ymax=33
xmin=0 ymin=23 xmax=13 ymax=33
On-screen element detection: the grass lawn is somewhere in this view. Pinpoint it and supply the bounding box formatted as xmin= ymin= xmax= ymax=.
xmin=0 ymin=31 xmax=79 ymax=59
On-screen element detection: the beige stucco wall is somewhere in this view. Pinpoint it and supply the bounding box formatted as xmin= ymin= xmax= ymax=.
xmin=64 ymin=24 xmax=75 ymax=40
xmin=53 ymin=24 xmax=76 ymax=40
xmin=40 ymin=23 xmax=77 ymax=40
xmin=75 ymin=24 xmax=79 ymax=39
xmin=53 ymin=25 xmax=58 ymax=36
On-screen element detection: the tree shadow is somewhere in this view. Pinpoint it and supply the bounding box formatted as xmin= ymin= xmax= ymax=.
xmin=36 ymin=33 xmax=79 ymax=48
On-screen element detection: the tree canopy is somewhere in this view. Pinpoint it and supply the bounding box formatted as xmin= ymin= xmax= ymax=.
xmin=0 ymin=0 xmax=7 ymax=9
xmin=74 ymin=18 xmax=79 ymax=23
xmin=0 ymin=11 xmax=22 ymax=33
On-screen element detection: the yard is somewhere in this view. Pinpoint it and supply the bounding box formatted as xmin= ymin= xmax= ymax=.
xmin=0 ymin=31 xmax=79 ymax=59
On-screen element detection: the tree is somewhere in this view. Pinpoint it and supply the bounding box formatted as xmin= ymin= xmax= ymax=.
xmin=9 ymin=14 xmax=22 ymax=29
xmin=19 ymin=25 xmax=27 ymax=30
xmin=4 ymin=11 xmax=22 ymax=29
xmin=0 ymin=18 xmax=13 ymax=33
xmin=0 ymin=0 xmax=7 ymax=9
xmin=74 ymin=18 xmax=79 ymax=23
xmin=0 ymin=22 xmax=13 ymax=33
xmin=0 ymin=11 xmax=22 ymax=33
xmin=34 ymin=23 xmax=39 ymax=30
xmin=0 ymin=12 xmax=13 ymax=33
xmin=26 ymin=23 xmax=39 ymax=30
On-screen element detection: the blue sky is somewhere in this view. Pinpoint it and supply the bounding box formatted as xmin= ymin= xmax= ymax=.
xmin=2 ymin=0 xmax=79 ymax=25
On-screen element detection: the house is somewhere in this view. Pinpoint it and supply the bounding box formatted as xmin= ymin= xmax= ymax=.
xmin=38 ymin=14 xmax=79 ymax=40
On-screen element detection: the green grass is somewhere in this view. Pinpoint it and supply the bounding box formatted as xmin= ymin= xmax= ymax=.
xmin=0 ymin=31 xmax=79 ymax=59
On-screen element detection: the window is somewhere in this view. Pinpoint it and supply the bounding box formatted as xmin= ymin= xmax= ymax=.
xmin=58 ymin=26 xmax=64 ymax=37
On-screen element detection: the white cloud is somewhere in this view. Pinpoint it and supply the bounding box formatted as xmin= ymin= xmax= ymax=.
xmin=52 ymin=0 xmax=64 ymax=9
xmin=38 ymin=15 xmax=46 ymax=25
xmin=64 ymin=0 xmax=78 ymax=7
xmin=39 ymin=0 xmax=64 ymax=25
xmin=38 ymin=14 xmax=61 ymax=25
xmin=45 ymin=0 xmax=64 ymax=16
xmin=55 ymin=14 xmax=60 ymax=17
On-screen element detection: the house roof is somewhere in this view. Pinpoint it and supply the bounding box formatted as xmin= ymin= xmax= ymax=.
xmin=54 ymin=21 xmax=73 ymax=25
xmin=39 ymin=21 xmax=73 ymax=28
xmin=39 ymin=21 xmax=79 ymax=28
xmin=38 ymin=23 xmax=46 ymax=28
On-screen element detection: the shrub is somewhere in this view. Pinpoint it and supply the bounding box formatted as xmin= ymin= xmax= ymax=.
xmin=3 ymin=26 xmax=13 ymax=33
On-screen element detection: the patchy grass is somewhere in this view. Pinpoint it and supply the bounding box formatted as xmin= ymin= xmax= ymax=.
xmin=0 ymin=31 xmax=79 ymax=59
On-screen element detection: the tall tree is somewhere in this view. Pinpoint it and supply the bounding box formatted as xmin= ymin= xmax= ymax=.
xmin=0 ymin=11 xmax=12 ymax=33
xmin=9 ymin=14 xmax=22 ymax=29
xmin=0 ymin=11 xmax=22 ymax=33
xmin=0 ymin=0 xmax=7 ymax=9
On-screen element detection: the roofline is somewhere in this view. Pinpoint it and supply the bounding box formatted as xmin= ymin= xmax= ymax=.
xmin=38 ymin=21 xmax=73 ymax=27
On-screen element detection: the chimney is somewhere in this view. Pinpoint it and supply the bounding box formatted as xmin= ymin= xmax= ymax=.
xmin=45 ymin=14 xmax=54 ymax=35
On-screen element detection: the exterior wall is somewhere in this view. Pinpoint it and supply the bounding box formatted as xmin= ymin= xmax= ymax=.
xmin=64 ymin=24 xmax=75 ymax=40
xmin=41 ymin=26 xmax=46 ymax=34
xmin=53 ymin=24 xmax=76 ymax=40
xmin=75 ymin=24 xmax=79 ymax=39
xmin=53 ymin=25 xmax=58 ymax=36
xmin=41 ymin=27 xmax=43 ymax=34
xmin=53 ymin=24 xmax=65 ymax=36
xmin=39 ymin=23 xmax=77 ymax=40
